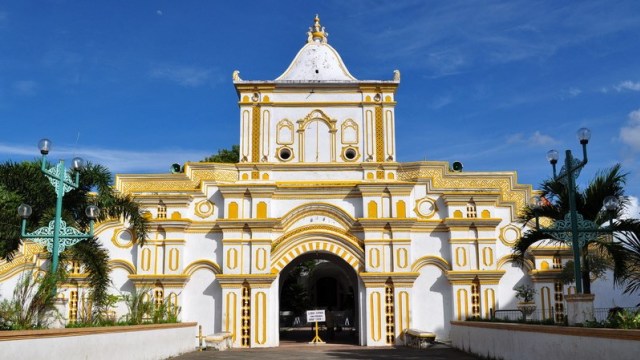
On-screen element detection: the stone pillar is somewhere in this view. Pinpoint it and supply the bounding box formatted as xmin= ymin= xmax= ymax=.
xmin=565 ymin=293 xmax=595 ymax=325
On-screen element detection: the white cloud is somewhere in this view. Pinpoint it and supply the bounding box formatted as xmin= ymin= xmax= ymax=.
xmin=149 ymin=65 xmax=213 ymax=87
xmin=568 ymin=87 xmax=582 ymax=97
xmin=12 ymin=80 xmax=38 ymax=96
xmin=429 ymin=94 xmax=453 ymax=109
xmin=620 ymin=109 xmax=640 ymax=152
xmin=614 ymin=80 xmax=640 ymax=92
xmin=0 ymin=142 xmax=210 ymax=175
xmin=530 ymin=131 xmax=558 ymax=146
xmin=507 ymin=131 xmax=558 ymax=146
xmin=156 ymin=10 xmax=163 ymax=16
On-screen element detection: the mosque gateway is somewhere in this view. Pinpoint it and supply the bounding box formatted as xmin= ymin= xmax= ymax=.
xmin=1 ymin=16 xmax=629 ymax=347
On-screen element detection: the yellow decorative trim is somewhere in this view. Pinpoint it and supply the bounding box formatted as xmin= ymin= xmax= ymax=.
xmin=251 ymin=105 xmax=261 ymax=162
xmin=496 ymin=255 xmax=534 ymax=271
xmin=183 ymin=259 xmax=222 ymax=275
xmin=414 ymin=197 xmax=437 ymax=219
xmin=276 ymin=119 xmax=294 ymax=145
xmin=370 ymin=291 xmax=381 ymax=342
xmin=368 ymin=201 xmax=378 ymax=218
xmin=195 ymin=200 xmax=215 ymax=219
xmin=396 ymin=200 xmax=406 ymax=218
xmin=256 ymin=202 xmax=267 ymax=219
xmin=397 ymin=162 xmax=532 ymax=221
xmin=375 ymin=106 xmax=384 ymax=162
xmin=341 ymin=119 xmax=359 ymax=144
xmin=109 ymin=259 xmax=136 ymax=274
xmin=168 ymin=248 xmax=179 ymax=271
xmin=457 ymin=288 xmax=469 ymax=320
xmin=228 ymin=202 xmax=239 ymax=219
xmin=411 ymin=256 xmax=451 ymax=272
xmin=271 ymin=235 xmax=364 ymax=274
xmin=111 ymin=228 xmax=134 ymax=249
xmin=297 ymin=109 xmax=337 ymax=131
xmin=482 ymin=247 xmax=494 ymax=267
xmin=396 ymin=248 xmax=408 ymax=269
xmin=0 ymin=243 xmax=42 ymax=280
xmin=141 ymin=248 xmax=151 ymax=271
xmin=227 ymin=248 xmax=238 ymax=270
xmin=256 ymin=248 xmax=267 ymax=271
xmin=255 ymin=291 xmax=267 ymax=345
xmin=499 ymin=224 xmax=522 ymax=246
xmin=369 ymin=248 xmax=380 ymax=269
xmin=455 ymin=247 xmax=467 ymax=267
xmin=225 ymin=291 xmax=237 ymax=341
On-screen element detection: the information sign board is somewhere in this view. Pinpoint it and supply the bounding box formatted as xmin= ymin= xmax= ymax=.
xmin=306 ymin=310 xmax=326 ymax=322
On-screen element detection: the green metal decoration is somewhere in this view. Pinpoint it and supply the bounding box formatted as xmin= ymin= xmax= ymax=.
xmin=17 ymin=138 xmax=99 ymax=273
xmin=531 ymin=128 xmax=619 ymax=294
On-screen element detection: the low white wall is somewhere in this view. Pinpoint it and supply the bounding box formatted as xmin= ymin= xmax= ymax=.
xmin=451 ymin=321 xmax=640 ymax=360
xmin=0 ymin=322 xmax=197 ymax=360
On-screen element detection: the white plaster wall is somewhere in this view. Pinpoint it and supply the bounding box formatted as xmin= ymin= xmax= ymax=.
xmin=0 ymin=324 xmax=196 ymax=360
xmin=183 ymin=232 xmax=222 ymax=271
xmin=0 ymin=271 xmax=22 ymax=301
xmin=591 ymin=269 xmax=638 ymax=308
xmin=411 ymin=232 xmax=450 ymax=265
xmin=412 ymin=266 xmax=453 ymax=340
xmin=451 ymin=323 xmax=640 ymax=360
xmin=497 ymin=261 xmax=530 ymax=309
xmin=110 ymin=267 xmax=134 ymax=319
xmin=182 ymin=269 xmax=220 ymax=335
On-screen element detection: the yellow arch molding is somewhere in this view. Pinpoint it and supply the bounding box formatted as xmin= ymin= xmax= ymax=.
xmin=271 ymin=232 xmax=365 ymax=274
xmin=411 ymin=255 xmax=451 ymax=272
xmin=297 ymin=109 xmax=337 ymax=131
xmin=278 ymin=202 xmax=357 ymax=231
xmin=183 ymin=259 xmax=222 ymax=276
xmin=496 ymin=255 xmax=534 ymax=271
xmin=109 ymin=259 xmax=136 ymax=274
xmin=272 ymin=224 xmax=363 ymax=252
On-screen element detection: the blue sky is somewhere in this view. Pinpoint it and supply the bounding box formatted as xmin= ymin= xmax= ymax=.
xmin=1 ymin=1 xmax=639 ymax=216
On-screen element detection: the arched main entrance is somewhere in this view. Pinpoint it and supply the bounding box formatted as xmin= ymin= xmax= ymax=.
xmin=278 ymin=252 xmax=361 ymax=345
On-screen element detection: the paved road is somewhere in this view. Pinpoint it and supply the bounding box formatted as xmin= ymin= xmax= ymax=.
xmin=171 ymin=342 xmax=480 ymax=360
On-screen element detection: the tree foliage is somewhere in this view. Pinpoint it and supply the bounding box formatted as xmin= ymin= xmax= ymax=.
xmin=0 ymin=160 xmax=149 ymax=308
xmin=201 ymin=145 xmax=240 ymax=163
xmin=513 ymin=164 xmax=640 ymax=295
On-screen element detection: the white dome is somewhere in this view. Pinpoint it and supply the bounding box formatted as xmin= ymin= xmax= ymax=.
xmin=276 ymin=41 xmax=357 ymax=81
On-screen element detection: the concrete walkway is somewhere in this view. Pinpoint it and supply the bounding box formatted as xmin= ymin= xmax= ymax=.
xmin=172 ymin=342 xmax=480 ymax=360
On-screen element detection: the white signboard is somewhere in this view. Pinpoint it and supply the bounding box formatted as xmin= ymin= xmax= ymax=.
xmin=306 ymin=310 xmax=326 ymax=322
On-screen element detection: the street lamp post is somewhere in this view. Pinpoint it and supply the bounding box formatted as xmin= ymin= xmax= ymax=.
xmin=17 ymin=138 xmax=99 ymax=274
xmin=531 ymin=128 xmax=619 ymax=294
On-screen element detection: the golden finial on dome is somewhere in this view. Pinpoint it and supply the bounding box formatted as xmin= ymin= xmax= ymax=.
xmin=307 ymin=14 xmax=328 ymax=44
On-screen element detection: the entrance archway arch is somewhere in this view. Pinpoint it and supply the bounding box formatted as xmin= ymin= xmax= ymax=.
xmin=271 ymin=230 xmax=365 ymax=274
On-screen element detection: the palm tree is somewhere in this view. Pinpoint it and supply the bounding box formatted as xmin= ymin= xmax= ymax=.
xmin=0 ymin=160 xmax=148 ymax=311
xmin=513 ymin=164 xmax=639 ymax=294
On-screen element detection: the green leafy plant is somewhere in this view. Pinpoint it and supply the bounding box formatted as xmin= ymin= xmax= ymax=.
xmin=120 ymin=287 xmax=154 ymax=325
xmin=514 ymin=284 xmax=536 ymax=302
xmin=0 ymin=270 xmax=61 ymax=330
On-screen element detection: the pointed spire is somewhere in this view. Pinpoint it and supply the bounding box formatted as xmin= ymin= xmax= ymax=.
xmin=306 ymin=14 xmax=328 ymax=44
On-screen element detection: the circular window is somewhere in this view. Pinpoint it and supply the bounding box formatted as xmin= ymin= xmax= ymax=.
xmin=279 ymin=147 xmax=292 ymax=161
xmin=345 ymin=148 xmax=357 ymax=160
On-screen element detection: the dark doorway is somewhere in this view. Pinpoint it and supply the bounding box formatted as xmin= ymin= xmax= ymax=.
xmin=278 ymin=252 xmax=358 ymax=345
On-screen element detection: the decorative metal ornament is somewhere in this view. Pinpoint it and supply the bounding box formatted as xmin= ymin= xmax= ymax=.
xmin=28 ymin=220 xmax=87 ymax=253
xmin=546 ymin=213 xmax=600 ymax=248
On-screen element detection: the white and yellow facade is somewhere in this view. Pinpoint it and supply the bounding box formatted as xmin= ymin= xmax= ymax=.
xmin=1 ymin=16 xmax=634 ymax=347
